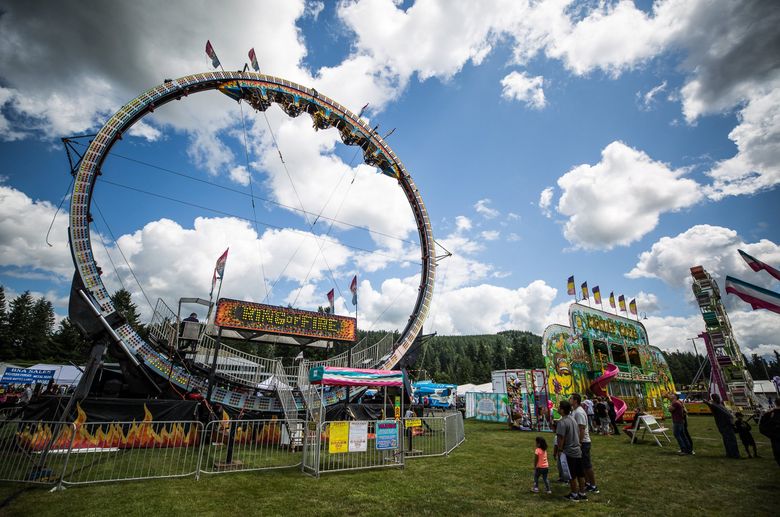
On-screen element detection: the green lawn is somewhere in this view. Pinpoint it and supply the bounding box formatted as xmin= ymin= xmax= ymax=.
xmin=0 ymin=416 xmax=775 ymax=516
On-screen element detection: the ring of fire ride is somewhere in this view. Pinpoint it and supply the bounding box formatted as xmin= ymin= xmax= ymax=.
xmin=68 ymin=72 xmax=435 ymax=410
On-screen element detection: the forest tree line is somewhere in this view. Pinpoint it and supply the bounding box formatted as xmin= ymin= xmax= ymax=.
xmin=2 ymin=286 xmax=780 ymax=388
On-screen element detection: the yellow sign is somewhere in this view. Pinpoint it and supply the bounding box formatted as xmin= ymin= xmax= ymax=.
xmin=394 ymin=407 xmax=401 ymax=420
xmin=404 ymin=419 xmax=422 ymax=429
xmin=328 ymin=421 xmax=349 ymax=454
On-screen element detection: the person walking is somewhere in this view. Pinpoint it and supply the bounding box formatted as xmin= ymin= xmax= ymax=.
xmin=570 ymin=393 xmax=599 ymax=494
xmin=704 ymin=393 xmax=740 ymax=459
xmin=554 ymin=400 xmax=587 ymax=502
xmin=669 ymin=393 xmax=692 ymax=455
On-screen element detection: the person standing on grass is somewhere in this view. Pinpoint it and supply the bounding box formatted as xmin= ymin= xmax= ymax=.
xmin=733 ymin=412 xmax=758 ymax=458
xmin=595 ymin=397 xmax=609 ymax=435
xmin=583 ymin=395 xmax=595 ymax=432
xmin=532 ymin=436 xmax=552 ymax=494
xmin=607 ymin=397 xmax=619 ymax=435
xmin=758 ymin=398 xmax=780 ymax=467
xmin=669 ymin=393 xmax=692 ymax=455
xmin=682 ymin=402 xmax=695 ymax=454
xmin=555 ymin=400 xmax=587 ymax=502
xmin=704 ymin=393 xmax=740 ymax=459
xmin=570 ymin=393 xmax=599 ymax=494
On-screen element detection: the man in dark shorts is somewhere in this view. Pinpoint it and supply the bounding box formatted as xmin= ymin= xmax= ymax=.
xmin=571 ymin=393 xmax=599 ymax=493
xmin=555 ymin=400 xmax=587 ymax=501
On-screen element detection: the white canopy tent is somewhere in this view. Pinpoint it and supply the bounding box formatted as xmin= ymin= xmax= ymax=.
xmin=457 ymin=382 xmax=492 ymax=397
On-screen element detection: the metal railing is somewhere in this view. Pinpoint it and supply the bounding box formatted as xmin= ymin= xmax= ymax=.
xmin=198 ymin=419 xmax=302 ymax=477
xmin=194 ymin=334 xmax=280 ymax=387
xmin=273 ymin=362 xmax=303 ymax=448
xmin=0 ymin=421 xmax=75 ymax=485
xmin=60 ymin=420 xmax=203 ymax=486
xmin=351 ymin=334 xmax=394 ymax=369
xmin=147 ymin=298 xmax=178 ymax=348
xmin=0 ymin=413 xmax=465 ymax=486
xmin=303 ymin=420 xmax=404 ymax=477
xmin=402 ymin=413 xmax=465 ymax=459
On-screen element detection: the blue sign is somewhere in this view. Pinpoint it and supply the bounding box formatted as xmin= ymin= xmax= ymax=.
xmin=0 ymin=367 xmax=55 ymax=385
xmin=375 ymin=420 xmax=398 ymax=450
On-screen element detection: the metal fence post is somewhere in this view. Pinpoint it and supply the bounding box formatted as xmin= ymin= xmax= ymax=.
xmin=52 ymin=423 xmax=78 ymax=491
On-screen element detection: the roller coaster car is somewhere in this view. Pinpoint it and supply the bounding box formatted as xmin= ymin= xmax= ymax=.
xmin=246 ymin=90 xmax=272 ymax=112
xmin=310 ymin=109 xmax=332 ymax=131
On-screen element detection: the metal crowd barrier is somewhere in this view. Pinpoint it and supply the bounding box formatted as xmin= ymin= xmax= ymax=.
xmin=303 ymin=420 xmax=405 ymax=477
xmin=59 ymin=420 xmax=203 ymax=486
xmin=0 ymin=413 xmax=466 ymax=486
xmin=0 ymin=420 xmax=75 ymax=485
xmin=198 ymin=419 xmax=302 ymax=477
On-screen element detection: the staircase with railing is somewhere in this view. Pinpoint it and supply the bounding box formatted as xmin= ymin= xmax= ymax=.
xmin=147 ymin=298 xmax=178 ymax=349
xmin=142 ymin=299 xmax=401 ymax=416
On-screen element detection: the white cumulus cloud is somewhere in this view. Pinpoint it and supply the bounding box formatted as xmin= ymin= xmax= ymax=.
xmin=556 ymin=141 xmax=702 ymax=250
xmin=500 ymin=71 xmax=546 ymax=109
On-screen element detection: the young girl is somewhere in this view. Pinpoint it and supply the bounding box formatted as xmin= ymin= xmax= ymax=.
xmin=532 ymin=436 xmax=552 ymax=494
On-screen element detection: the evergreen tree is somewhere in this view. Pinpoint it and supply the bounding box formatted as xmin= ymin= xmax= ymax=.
xmin=7 ymin=291 xmax=34 ymax=355
xmin=29 ymin=298 xmax=55 ymax=359
xmin=51 ymin=317 xmax=91 ymax=360
xmin=0 ymin=286 xmax=8 ymax=358
xmin=111 ymin=288 xmax=145 ymax=335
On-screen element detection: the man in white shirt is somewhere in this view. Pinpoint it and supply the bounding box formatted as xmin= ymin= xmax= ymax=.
xmin=582 ymin=396 xmax=595 ymax=431
xmin=571 ymin=393 xmax=599 ymax=494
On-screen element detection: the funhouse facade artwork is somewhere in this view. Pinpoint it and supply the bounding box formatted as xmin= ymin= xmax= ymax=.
xmin=543 ymin=303 xmax=676 ymax=419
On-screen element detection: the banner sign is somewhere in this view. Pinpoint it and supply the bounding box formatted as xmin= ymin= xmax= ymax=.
xmin=465 ymin=392 xmax=509 ymax=423
xmin=376 ymin=420 xmax=398 ymax=450
xmin=309 ymin=366 xmax=404 ymax=387
xmin=0 ymin=367 xmax=55 ymax=385
xmin=348 ymin=421 xmax=368 ymax=452
xmin=404 ymin=419 xmax=422 ymax=429
xmin=328 ymin=421 xmax=350 ymax=454
xmin=216 ymin=298 xmax=356 ymax=342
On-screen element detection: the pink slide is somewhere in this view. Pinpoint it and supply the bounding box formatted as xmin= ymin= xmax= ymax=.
xmin=590 ymin=363 xmax=627 ymax=421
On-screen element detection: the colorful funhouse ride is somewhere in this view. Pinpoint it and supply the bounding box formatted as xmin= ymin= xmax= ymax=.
xmin=542 ymin=303 xmax=675 ymax=421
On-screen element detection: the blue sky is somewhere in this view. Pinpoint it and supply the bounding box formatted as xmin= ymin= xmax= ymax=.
xmin=0 ymin=0 xmax=778 ymax=357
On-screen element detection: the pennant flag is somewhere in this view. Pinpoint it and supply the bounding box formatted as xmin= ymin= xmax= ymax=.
xmin=609 ymin=291 xmax=616 ymax=309
xmin=327 ymin=288 xmax=335 ymax=313
xmin=593 ymin=286 xmax=602 ymax=305
xmin=725 ymin=276 xmax=780 ymax=315
xmin=205 ymin=40 xmax=220 ymax=69
xmin=215 ymin=248 xmax=229 ymax=278
xmin=738 ymin=249 xmax=780 ymax=282
xmin=294 ymin=351 xmax=304 ymax=361
xmin=350 ymin=275 xmax=358 ymax=306
xmin=618 ymin=295 xmax=627 ymax=312
xmin=581 ymin=282 xmax=589 ymax=300
xmin=567 ymin=276 xmax=575 ymax=296
xmin=629 ymin=299 xmax=638 ymax=315
xmin=248 ymin=47 xmax=260 ymax=72
xmin=210 ymin=269 xmax=217 ymax=298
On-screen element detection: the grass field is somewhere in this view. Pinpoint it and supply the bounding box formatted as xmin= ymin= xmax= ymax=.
xmin=0 ymin=416 xmax=775 ymax=516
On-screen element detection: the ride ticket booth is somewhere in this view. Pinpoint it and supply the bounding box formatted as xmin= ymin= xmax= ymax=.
xmin=302 ymin=366 xmax=405 ymax=477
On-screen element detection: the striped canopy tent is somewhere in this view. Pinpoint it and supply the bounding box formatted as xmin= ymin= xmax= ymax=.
xmin=308 ymin=366 xmax=404 ymax=387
